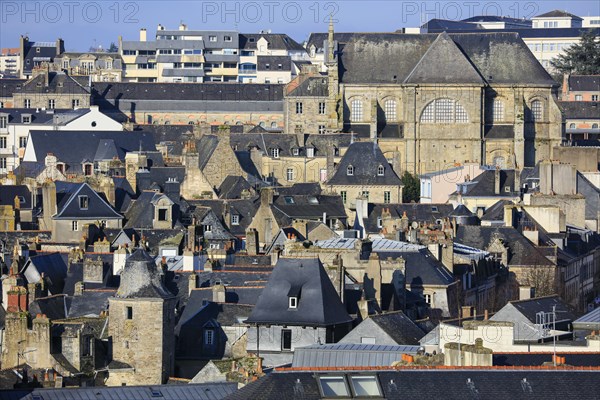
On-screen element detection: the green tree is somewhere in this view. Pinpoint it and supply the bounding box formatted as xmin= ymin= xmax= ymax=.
xmin=401 ymin=171 xmax=420 ymax=203
xmin=550 ymin=30 xmax=600 ymax=75
xmin=108 ymin=42 xmax=119 ymax=53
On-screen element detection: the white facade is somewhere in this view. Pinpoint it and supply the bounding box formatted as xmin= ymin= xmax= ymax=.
xmin=0 ymin=50 xmax=21 ymax=77
xmin=582 ymin=16 xmax=600 ymax=27
xmin=0 ymin=106 xmax=122 ymax=173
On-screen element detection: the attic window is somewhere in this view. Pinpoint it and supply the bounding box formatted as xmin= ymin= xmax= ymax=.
xmin=289 ymin=296 xmax=298 ymax=308
xmin=347 ymin=165 xmax=354 ymax=176
xmin=269 ymin=148 xmax=279 ymax=158
xmin=306 ymin=147 xmax=315 ymax=158
xmin=284 ymin=196 xmax=295 ymax=204
xmin=318 ymin=376 xmax=350 ymax=397
xmin=349 ymin=375 xmax=382 ymax=397
xmin=308 ymin=196 xmax=319 ymax=204
xmin=504 ymin=186 xmax=511 ymax=193
xmin=377 ymin=217 xmax=383 ymax=228
xmin=249 ymin=38 xmax=255 ymax=42
xmin=126 ymin=306 xmax=133 ymax=319
xmin=377 ymin=165 xmax=384 ymax=176
xmin=431 ymin=206 xmax=438 ymax=212
xmin=79 ymin=195 xmax=89 ymax=210
xmin=231 ymin=214 xmax=240 ymax=225
xmin=292 ymin=148 xmax=300 ymax=156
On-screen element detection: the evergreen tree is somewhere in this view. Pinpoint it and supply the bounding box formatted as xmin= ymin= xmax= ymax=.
xmin=551 ymin=30 xmax=600 ymax=75
xmin=401 ymin=171 xmax=420 ymax=203
xmin=108 ymin=42 xmax=119 ymax=53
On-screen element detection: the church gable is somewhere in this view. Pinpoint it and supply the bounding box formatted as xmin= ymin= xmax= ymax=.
xmin=404 ymin=32 xmax=484 ymax=85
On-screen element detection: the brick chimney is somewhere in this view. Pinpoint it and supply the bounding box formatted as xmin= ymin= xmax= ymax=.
xmin=6 ymin=286 xmax=28 ymax=312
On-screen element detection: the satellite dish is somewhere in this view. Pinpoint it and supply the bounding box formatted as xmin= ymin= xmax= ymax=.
xmin=411 ymin=221 xmax=419 ymax=229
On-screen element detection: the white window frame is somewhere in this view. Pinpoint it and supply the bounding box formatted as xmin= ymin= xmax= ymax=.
xmin=286 ymin=168 xmax=294 ymax=181
xmin=72 ymin=221 xmax=79 ymax=231
xmin=384 ymin=99 xmax=397 ymax=121
xmin=269 ymin=148 xmax=280 ymax=158
xmin=231 ymin=214 xmax=240 ymax=225
xmin=318 ymin=102 xmax=326 ymax=115
xmin=295 ymin=102 xmax=303 ymax=114
xmin=377 ymin=165 xmax=384 ymax=176
xmin=347 ymin=165 xmax=354 ymax=176
xmin=48 ymin=99 xmax=55 ymax=109
xmin=289 ymin=297 xmax=298 ymax=309
xmin=492 ymin=98 xmax=504 ymax=122
xmin=350 ymin=99 xmax=363 ymax=122
xmin=0 ymin=116 xmax=7 ymax=129
xmin=204 ymin=329 xmax=214 ymax=345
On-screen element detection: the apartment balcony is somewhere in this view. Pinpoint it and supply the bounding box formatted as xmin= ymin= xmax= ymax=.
xmin=206 ymin=67 xmax=238 ymax=76
xmin=204 ymin=54 xmax=239 ymax=63
xmin=161 ymin=68 xmax=205 ymax=77
xmin=124 ymin=69 xmax=159 ymax=78
xmin=181 ymin=55 xmax=205 ymax=63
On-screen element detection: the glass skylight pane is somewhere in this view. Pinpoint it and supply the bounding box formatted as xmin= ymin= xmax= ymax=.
xmin=319 ymin=376 xmax=349 ymax=397
xmin=350 ymin=375 xmax=381 ymax=396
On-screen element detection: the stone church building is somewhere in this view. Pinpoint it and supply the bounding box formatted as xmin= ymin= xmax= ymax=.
xmin=286 ymin=23 xmax=563 ymax=174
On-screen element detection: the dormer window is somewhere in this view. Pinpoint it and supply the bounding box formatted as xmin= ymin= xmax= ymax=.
xmin=377 ymin=165 xmax=384 ymax=176
xmin=347 ymin=165 xmax=354 ymax=176
xmin=79 ymin=195 xmax=89 ymax=210
xmin=289 ymin=297 xmax=298 ymax=308
xmin=292 ymin=148 xmax=300 ymax=156
xmin=269 ymin=148 xmax=279 ymax=158
xmin=306 ymin=147 xmax=315 ymax=158
xmin=377 ymin=217 xmax=383 ymax=228
xmin=231 ymin=214 xmax=240 ymax=225
xmin=21 ymin=115 xmax=31 ymax=124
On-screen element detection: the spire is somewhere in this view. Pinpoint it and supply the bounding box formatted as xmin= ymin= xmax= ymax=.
xmin=327 ymin=14 xmax=335 ymax=63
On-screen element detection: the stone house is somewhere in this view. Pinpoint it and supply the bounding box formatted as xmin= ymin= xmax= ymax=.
xmin=107 ymin=249 xmax=177 ymax=386
xmin=54 ymin=52 xmax=123 ymax=82
xmin=326 ymin=141 xmax=403 ymax=219
xmin=13 ymin=68 xmax=91 ymax=110
xmin=339 ymin=311 xmax=424 ymax=346
xmin=41 ymin=181 xmax=123 ymax=243
xmin=247 ymin=183 xmax=347 ymax=248
xmin=245 ymin=257 xmax=353 ymax=367
xmin=287 ymin=28 xmax=563 ymax=174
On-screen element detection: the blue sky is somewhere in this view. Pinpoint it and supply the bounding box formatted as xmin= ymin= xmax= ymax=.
xmin=1 ymin=1 xmax=598 ymax=50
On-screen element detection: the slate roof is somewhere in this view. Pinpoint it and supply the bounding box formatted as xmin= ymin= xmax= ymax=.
xmin=480 ymin=200 xmax=515 ymax=222
xmin=458 ymin=169 xmax=519 ymax=197
xmin=239 ymin=33 xmax=305 ymax=51
xmin=375 ymin=250 xmax=455 ymax=287
xmin=22 ymin=253 xmax=68 ymax=295
xmin=257 ymin=55 xmax=292 ymax=71
xmin=68 ymin=290 xmax=114 ymax=318
xmin=231 ymin=133 xmax=300 ymax=157
xmin=29 ymin=295 xmax=70 ymax=320
xmin=134 ymin=125 xmax=194 ymax=156
xmin=367 ymin=311 xmax=425 ymax=345
xmin=25 ymin=130 xmax=156 ymax=175
xmin=176 ymin=300 xmax=253 ymax=335
xmin=246 ymin=258 xmax=352 ymax=327
xmin=225 ymin=370 xmax=600 ymax=399
xmin=136 ymin=167 xmax=186 ymax=193
xmin=186 ymin=286 xmax=264 ymax=307
xmin=53 ymin=182 xmax=122 ymax=220
xmin=422 ymin=19 xmax=484 ymax=31
xmin=218 ymin=175 xmax=255 ymax=199
xmin=0 ymin=185 xmax=32 ymax=209
xmin=19 ymin=382 xmax=238 ymax=400
xmin=508 ymin=295 xmax=577 ymax=324
xmin=20 ymin=72 xmax=90 ymax=95
xmin=534 ymin=10 xmax=583 ymax=19
xmin=363 ymin=203 xmax=454 ymax=233
xmin=192 ymin=199 xmax=259 ymax=237
xmin=0 ymin=79 xmax=26 ymax=98
xmin=573 ymin=307 xmax=600 ymax=330
xmin=455 ymin=225 xmax=554 ymax=267
xmin=327 ymin=142 xmax=402 ymax=186
xmin=124 ymin=191 xmax=182 ymax=229
xmin=286 ymin=76 xmax=329 ymax=97
xmin=196 ymin=135 xmax=220 ymax=170
xmin=115 ymin=249 xmax=174 ymax=299
xmin=93 ymin=82 xmax=284 ymax=101
xmin=559 ymin=101 xmax=600 ymax=119
xmin=566 ymin=75 xmax=600 ymax=92
xmin=493 ymin=352 xmax=600 ymax=367
xmin=292 ymin=343 xmax=421 ymax=368
xmin=0 ymin=108 xmax=76 ymax=125
xmin=337 ymin=32 xmax=555 ymax=86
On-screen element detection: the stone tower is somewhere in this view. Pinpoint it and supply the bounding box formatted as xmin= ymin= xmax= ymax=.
xmin=107 ymin=249 xmax=176 ymax=386
xmin=325 ymin=15 xmax=340 ymax=130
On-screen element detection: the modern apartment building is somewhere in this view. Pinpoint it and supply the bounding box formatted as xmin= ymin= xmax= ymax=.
xmin=119 ymin=24 xmax=239 ymax=83
xmin=0 ymin=48 xmax=21 ymax=78
xmin=19 ymin=36 xmax=64 ymax=79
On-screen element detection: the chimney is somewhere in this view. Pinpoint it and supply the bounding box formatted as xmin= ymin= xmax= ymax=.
xmin=188 ymin=273 xmax=197 ymax=296
xmin=562 ymin=73 xmax=569 ymax=99
xmin=461 ymin=306 xmax=473 ymax=319
xmin=355 ymin=196 xmax=369 ymax=219
xmin=503 ymin=205 xmax=514 ymax=228
xmin=203 ymin=258 xmax=213 ymax=272
xmin=41 ymin=181 xmax=57 ymax=231
xmin=7 ymin=286 xmax=28 ymax=312
xmin=260 ymin=188 xmax=274 ymax=207
xmin=164 ymin=177 xmax=181 ymax=203
xmin=292 ymin=220 xmax=308 ymax=239
xmin=326 ymin=144 xmax=335 ymax=180
xmin=182 ymin=249 xmax=196 ymax=272
xmin=187 ymin=225 xmax=196 ymax=251
xmin=523 ymin=228 xmax=539 ymax=246
xmin=484 ymin=309 xmax=489 ymax=320
xmin=246 ymin=228 xmax=259 ymax=256
xmin=139 ymin=28 xmax=147 ymax=42
xmin=179 ymin=23 xmax=187 ymax=31
xmin=212 ymin=284 xmax=226 ymax=303
xmin=113 ymin=246 xmax=127 ymax=276
xmin=365 ymin=253 xmax=382 ymax=308
xmin=494 ymin=166 xmax=501 ymax=195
